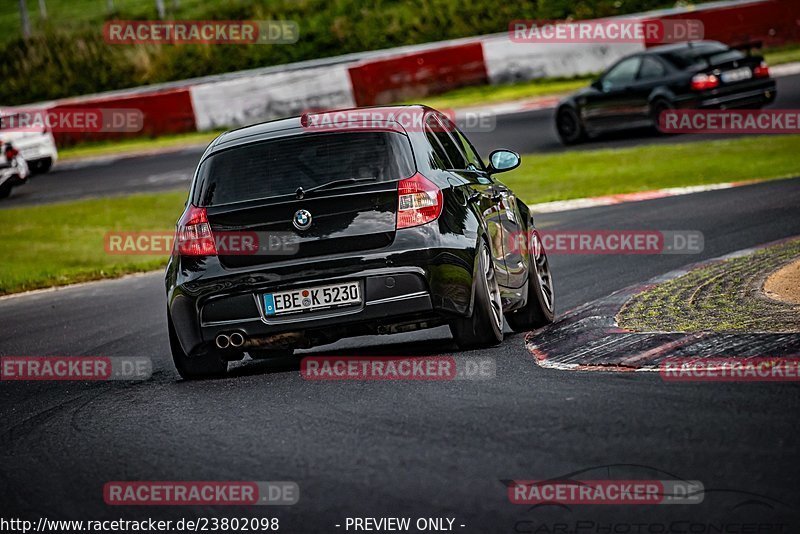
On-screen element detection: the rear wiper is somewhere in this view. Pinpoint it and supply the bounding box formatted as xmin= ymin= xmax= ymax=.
xmin=295 ymin=177 xmax=377 ymax=199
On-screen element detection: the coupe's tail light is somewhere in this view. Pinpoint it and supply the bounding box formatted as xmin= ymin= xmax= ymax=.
xmin=691 ymin=73 xmax=719 ymax=91
xmin=397 ymin=173 xmax=443 ymax=229
xmin=175 ymin=205 xmax=217 ymax=256
xmin=754 ymin=61 xmax=770 ymax=78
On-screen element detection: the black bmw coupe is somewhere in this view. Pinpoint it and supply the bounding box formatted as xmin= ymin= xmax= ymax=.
xmin=555 ymin=40 xmax=777 ymax=144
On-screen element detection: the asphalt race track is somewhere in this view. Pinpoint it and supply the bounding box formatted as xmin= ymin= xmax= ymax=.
xmin=2 ymin=178 xmax=799 ymax=530
xmin=3 ymin=72 xmax=799 ymax=209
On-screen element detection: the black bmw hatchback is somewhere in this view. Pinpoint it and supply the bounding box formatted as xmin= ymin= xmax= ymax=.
xmin=166 ymin=106 xmax=554 ymax=379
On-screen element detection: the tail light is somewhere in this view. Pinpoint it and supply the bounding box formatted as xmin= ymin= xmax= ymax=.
xmin=175 ymin=205 xmax=217 ymax=256
xmin=754 ymin=61 xmax=770 ymax=78
xmin=397 ymin=173 xmax=443 ymax=229
xmin=691 ymin=73 xmax=719 ymax=91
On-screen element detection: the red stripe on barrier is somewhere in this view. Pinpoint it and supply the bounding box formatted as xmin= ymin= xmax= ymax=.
xmin=50 ymin=88 xmax=196 ymax=147
xmin=644 ymin=0 xmax=800 ymax=48
xmin=22 ymin=0 xmax=799 ymax=149
xmin=348 ymin=43 xmax=488 ymax=107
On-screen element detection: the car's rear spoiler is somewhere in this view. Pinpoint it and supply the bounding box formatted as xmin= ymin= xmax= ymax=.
xmin=730 ymin=40 xmax=764 ymax=55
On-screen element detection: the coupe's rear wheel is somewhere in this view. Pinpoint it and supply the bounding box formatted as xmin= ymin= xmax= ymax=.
xmin=651 ymin=98 xmax=674 ymax=134
xmin=168 ymin=315 xmax=228 ymax=379
xmin=0 ymin=183 xmax=11 ymax=199
xmin=556 ymin=106 xmax=586 ymax=145
xmin=450 ymin=242 xmax=504 ymax=349
xmin=506 ymin=229 xmax=555 ymax=331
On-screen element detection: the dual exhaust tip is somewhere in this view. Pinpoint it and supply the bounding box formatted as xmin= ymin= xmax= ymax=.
xmin=215 ymin=332 xmax=245 ymax=349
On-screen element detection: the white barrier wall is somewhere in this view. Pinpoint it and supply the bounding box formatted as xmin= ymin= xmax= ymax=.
xmin=190 ymin=40 xmax=645 ymax=131
xmin=481 ymin=38 xmax=644 ymax=83
xmin=27 ymin=0 xmax=780 ymax=140
xmin=190 ymin=65 xmax=356 ymax=131
xmin=188 ymin=36 xmax=649 ymax=132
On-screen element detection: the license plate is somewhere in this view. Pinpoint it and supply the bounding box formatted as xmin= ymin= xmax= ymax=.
xmin=263 ymin=281 xmax=361 ymax=316
xmin=721 ymin=67 xmax=752 ymax=83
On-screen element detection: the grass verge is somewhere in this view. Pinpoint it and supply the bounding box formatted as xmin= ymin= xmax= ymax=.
xmin=764 ymin=43 xmax=800 ymax=67
xmin=617 ymin=239 xmax=800 ymax=333
xmin=0 ymin=192 xmax=186 ymax=295
xmin=404 ymin=76 xmax=592 ymax=110
xmin=2 ymin=135 xmax=799 ymax=295
xmin=58 ymin=130 xmax=223 ymax=161
xmin=502 ymin=135 xmax=800 ymax=204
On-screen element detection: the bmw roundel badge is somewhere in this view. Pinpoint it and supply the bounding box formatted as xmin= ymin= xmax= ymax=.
xmin=293 ymin=209 xmax=312 ymax=230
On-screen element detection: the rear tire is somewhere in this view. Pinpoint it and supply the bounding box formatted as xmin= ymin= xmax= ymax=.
xmin=30 ymin=158 xmax=52 ymax=174
xmin=168 ymin=315 xmax=228 ymax=379
xmin=0 ymin=183 xmax=11 ymax=199
xmin=506 ymin=228 xmax=555 ymax=332
xmin=450 ymin=241 xmax=504 ymax=349
xmin=556 ymin=106 xmax=586 ymax=145
xmin=651 ymin=98 xmax=674 ymax=134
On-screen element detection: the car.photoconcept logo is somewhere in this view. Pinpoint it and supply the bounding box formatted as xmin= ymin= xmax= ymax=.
xmin=293 ymin=209 xmax=312 ymax=230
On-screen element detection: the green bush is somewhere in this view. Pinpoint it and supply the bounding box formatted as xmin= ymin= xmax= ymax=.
xmin=3 ymin=0 xmax=703 ymax=105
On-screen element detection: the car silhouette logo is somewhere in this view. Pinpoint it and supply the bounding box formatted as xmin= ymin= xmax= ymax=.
xmin=293 ymin=209 xmax=312 ymax=230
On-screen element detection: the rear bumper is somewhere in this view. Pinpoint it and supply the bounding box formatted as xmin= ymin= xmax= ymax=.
xmin=679 ymin=79 xmax=777 ymax=109
xmin=12 ymin=135 xmax=59 ymax=164
xmin=201 ymin=272 xmax=437 ymax=347
xmin=166 ymin=230 xmax=477 ymax=354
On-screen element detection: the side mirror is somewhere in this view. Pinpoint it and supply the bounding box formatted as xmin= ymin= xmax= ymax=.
xmin=591 ymin=79 xmax=603 ymax=90
xmin=487 ymin=149 xmax=520 ymax=174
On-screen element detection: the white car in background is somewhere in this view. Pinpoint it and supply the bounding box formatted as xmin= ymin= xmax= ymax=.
xmin=0 ymin=113 xmax=58 ymax=174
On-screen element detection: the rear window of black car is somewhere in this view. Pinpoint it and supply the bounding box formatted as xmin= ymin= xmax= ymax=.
xmin=659 ymin=43 xmax=744 ymax=69
xmin=193 ymin=131 xmax=416 ymax=206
